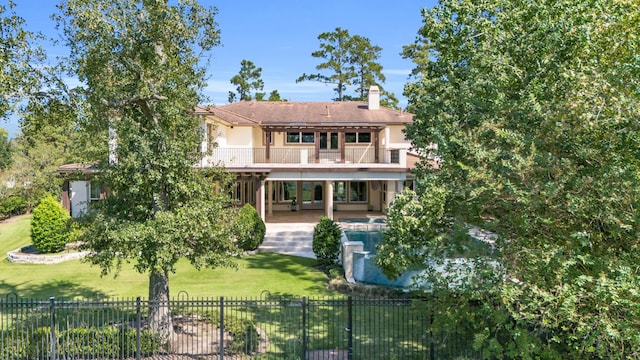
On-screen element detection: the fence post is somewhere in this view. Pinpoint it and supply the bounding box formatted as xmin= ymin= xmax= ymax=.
xmin=219 ymin=296 xmax=224 ymax=360
xmin=49 ymin=297 xmax=56 ymax=360
xmin=347 ymin=296 xmax=353 ymax=360
xmin=136 ymin=297 xmax=141 ymax=360
xmin=302 ymin=296 xmax=307 ymax=358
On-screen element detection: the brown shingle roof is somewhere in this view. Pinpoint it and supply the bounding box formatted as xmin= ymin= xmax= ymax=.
xmin=201 ymin=101 xmax=413 ymax=127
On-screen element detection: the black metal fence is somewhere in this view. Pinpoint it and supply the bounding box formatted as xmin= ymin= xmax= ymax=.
xmin=0 ymin=293 xmax=479 ymax=359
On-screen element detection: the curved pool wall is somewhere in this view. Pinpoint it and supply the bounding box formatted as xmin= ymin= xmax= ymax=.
xmin=343 ymin=227 xmax=426 ymax=288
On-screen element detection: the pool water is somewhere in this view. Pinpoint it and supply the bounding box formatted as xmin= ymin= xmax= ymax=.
xmin=344 ymin=229 xmax=427 ymax=288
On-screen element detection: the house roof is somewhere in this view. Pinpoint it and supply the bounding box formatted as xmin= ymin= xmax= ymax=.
xmin=195 ymin=101 xmax=413 ymax=128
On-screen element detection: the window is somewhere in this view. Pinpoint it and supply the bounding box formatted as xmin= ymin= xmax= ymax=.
xmin=333 ymin=181 xmax=346 ymax=202
xmin=89 ymin=182 xmax=102 ymax=202
xmin=302 ymin=132 xmax=315 ymax=143
xmin=349 ymin=181 xmax=367 ymax=202
xmin=358 ymin=132 xmax=371 ymax=143
xmin=286 ymin=132 xmax=300 ymax=143
xmin=286 ymin=132 xmax=315 ymax=144
xmin=345 ymin=132 xmax=371 ymax=143
xmin=280 ymin=181 xmax=297 ymax=201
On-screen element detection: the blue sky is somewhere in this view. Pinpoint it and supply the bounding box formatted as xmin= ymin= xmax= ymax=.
xmin=3 ymin=0 xmax=437 ymax=137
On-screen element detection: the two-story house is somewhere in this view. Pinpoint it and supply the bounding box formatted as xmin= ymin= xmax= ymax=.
xmin=59 ymin=86 xmax=415 ymax=221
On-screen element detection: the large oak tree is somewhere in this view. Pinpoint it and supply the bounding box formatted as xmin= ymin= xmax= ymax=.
xmin=57 ymin=0 xmax=238 ymax=338
xmin=379 ymin=0 xmax=640 ymax=358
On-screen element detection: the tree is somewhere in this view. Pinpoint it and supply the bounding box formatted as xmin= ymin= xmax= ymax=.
xmin=0 ymin=1 xmax=44 ymax=119
xmin=381 ymin=0 xmax=640 ymax=357
xmin=267 ymin=90 xmax=283 ymax=102
xmin=297 ymin=27 xmax=397 ymax=107
xmin=7 ymin=98 xmax=80 ymax=211
xmin=349 ymin=35 xmax=385 ymax=101
xmin=228 ymin=59 xmax=264 ymax=102
xmin=0 ymin=128 xmax=13 ymax=170
xmin=296 ymin=27 xmax=355 ymax=101
xmin=57 ymin=0 xmax=238 ymax=339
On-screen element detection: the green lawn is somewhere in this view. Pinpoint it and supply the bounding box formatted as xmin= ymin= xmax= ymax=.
xmin=0 ymin=215 xmax=333 ymax=300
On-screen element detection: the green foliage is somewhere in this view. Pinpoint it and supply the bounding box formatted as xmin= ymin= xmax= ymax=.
xmin=0 ymin=195 xmax=26 ymax=220
xmin=0 ymin=326 xmax=161 ymax=360
xmin=173 ymin=307 xmax=258 ymax=355
xmin=297 ymin=27 xmax=396 ymax=105
xmin=392 ymin=0 xmax=640 ymax=358
xmin=312 ymin=216 xmax=342 ymax=266
xmin=229 ymin=59 xmax=265 ymax=102
xmin=234 ymin=203 xmax=266 ymax=251
xmin=0 ymin=128 xmax=12 ymax=169
xmin=57 ymin=0 xmax=237 ymax=328
xmin=0 ymin=1 xmax=45 ymax=119
xmin=327 ymin=264 xmax=344 ymax=279
xmin=30 ymin=194 xmax=72 ymax=253
xmin=227 ymin=318 xmax=260 ymax=354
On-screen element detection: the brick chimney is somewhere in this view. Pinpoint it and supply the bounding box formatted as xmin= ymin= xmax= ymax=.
xmin=368 ymin=85 xmax=380 ymax=110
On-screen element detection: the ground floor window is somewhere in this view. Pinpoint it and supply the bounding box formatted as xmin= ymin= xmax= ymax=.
xmin=279 ymin=181 xmax=297 ymax=202
xmin=231 ymin=180 xmax=255 ymax=205
xmin=349 ymin=181 xmax=368 ymax=202
xmin=333 ymin=181 xmax=346 ymax=202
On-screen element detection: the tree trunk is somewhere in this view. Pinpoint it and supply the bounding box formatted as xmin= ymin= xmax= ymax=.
xmin=148 ymin=270 xmax=173 ymax=341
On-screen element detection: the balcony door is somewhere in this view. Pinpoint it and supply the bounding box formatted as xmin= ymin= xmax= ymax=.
xmin=319 ymin=132 xmax=339 ymax=162
xmin=302 ymin=182 xmax=323 ymax=210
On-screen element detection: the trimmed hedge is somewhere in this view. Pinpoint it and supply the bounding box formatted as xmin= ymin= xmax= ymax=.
xmin=1 ymin=326 xmax=161 ymax=360
xmin=234 ymin=203 xmax=266 ymax=251
xmin=30 ymin=194 xmax=72 ymax=253
xmin=312 ymin=216 xmax=342 ymax=266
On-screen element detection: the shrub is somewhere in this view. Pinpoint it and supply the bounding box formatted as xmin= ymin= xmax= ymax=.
xmin=227 ymin=318 xmax=260 ymax=354
xmin=234 ymin=203 xmax=266 ymax=251
xmin=30 ymin=194 xmax=73 ymax=253
xmin=0 ymin=195 xmax=27 ymax=220
xmin=312 ymin=216 xmax=342 ymax=266
xmin=327 ymin=264 xmax=345 ymax=279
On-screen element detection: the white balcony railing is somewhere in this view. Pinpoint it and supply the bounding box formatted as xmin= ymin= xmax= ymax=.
xmin=203 ymin=147 xmax=406 ymax=167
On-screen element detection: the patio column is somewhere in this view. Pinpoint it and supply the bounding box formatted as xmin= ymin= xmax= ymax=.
xmin=339 ymin=131 xmax=345 ymax=163
xmin=265 ymin=130 xmax=271 ymax=163
xmin=256 ymin=177 xmax=265 ymax=221
xmin=374 ymin=131 xmax=380 ymax=163
xmin=325 ymin=180 xmax=334 ymax=220
xmin=267 ymin=181 xmax=273 ymax=216
xmin=315 ymin=130 xmax=320 ymax=163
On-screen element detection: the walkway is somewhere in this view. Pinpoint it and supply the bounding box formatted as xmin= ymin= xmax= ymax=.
xmin=259 ymin=210 xmax=385 ymax=258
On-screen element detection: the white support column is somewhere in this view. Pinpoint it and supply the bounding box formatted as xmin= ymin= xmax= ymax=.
xmin=267 ymin=181 xmax=273 ymax=216
xmin=325 ymin=180 xmax=334 ymax=220
xmin=258 ymin=179 xmax=266 ymax=221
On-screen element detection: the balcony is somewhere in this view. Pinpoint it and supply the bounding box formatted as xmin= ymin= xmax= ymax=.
xmin=202 ymin=147 xmax=407 ymax=168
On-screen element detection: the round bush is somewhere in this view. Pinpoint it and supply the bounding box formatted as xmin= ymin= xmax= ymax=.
xmin=30 ymin=194 xmax=72 ymax=253
xmin=312 ymin=216 xmax=342 ymax=266
xmin=234 ymin=203 xmax=266 ymax=251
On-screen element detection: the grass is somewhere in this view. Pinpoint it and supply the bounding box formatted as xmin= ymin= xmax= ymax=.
xmin=0 ymin=215 xmax=333 ymax=300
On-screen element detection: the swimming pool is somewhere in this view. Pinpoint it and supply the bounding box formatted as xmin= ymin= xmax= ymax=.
xmin=343 ymin=229 xmax=427 ymax=288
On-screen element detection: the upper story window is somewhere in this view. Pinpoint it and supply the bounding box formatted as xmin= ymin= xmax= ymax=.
xmin=345 ymin=132 xmax=371 ymax=143
xmin=286 ymin=132 xmax=315 ymax=144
